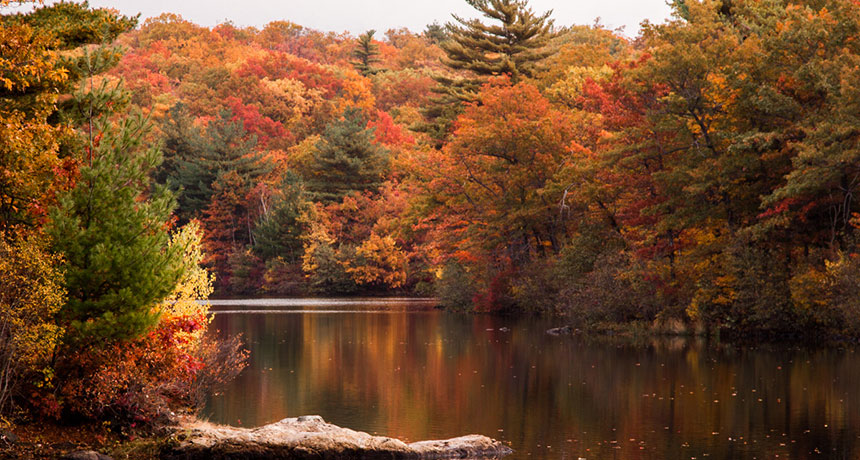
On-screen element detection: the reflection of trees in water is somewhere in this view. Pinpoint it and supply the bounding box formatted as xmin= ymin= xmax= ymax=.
xmin=205 ymin=309 xmax=860 ymax=459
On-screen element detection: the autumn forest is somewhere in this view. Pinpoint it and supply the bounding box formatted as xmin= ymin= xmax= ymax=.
xmin=4 ymin=0 xmax=860 ymax=450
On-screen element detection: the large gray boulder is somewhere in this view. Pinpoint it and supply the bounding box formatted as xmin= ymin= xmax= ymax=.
xmin=164 ymin=415 xmax=512 ymax=459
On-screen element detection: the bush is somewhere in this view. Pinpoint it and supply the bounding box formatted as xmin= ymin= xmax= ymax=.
xmin=435 ymin=262 xmax=476 ymax=311
xmin=821 ymin=253 xmax=860 ymax=337
xmin=558 ymin=251 xmax=660 ymax=326
xmin=54 ymin=224 xmax=248 ymax=427
xmin=0 ymin=234 xmax=65 ymax=416
xmin=689 ymin=242 xmax=800 ymax=338
xmin=262 ymin=257 xmax=306 ymax=295
xmin=302 ymin=241 xmax=359 ymax=295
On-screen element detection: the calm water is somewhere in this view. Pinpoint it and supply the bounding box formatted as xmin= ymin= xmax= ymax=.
xmin=204 ymin=299 xmax=860 ymax=459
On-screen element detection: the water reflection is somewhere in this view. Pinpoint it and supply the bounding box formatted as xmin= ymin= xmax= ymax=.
xmin=205 ymin=300 xmax=860 ymax=459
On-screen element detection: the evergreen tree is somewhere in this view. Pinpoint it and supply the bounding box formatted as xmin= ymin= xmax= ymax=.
xmin=157 ymin=103 xmax=209 ymax=220
xmin=442 ymin=0 xmax=555 ymax=93
xmin=305 ymin=108 xmax=389 ymax=203
xmin=423 ymin=21 xmax=449 ymax=44
xmin=165 ymin=108 xmax=269 ymax=220
xmin=417 ymin=0 xmax=555 ymax=145
xmin=352 ymin=29 xmax=382 ymax=76
xmin=253 ymin=172 xmax=310 ymax=263
xmin=43 ymin=18 xmax=188 ymax=342
xmin=156 ymin=102 xmax=196 ymax=185
xmin=200 ymin=109 xmax=269 ymax=191
xmin=49 ymin=111 xmax=184 ymax=343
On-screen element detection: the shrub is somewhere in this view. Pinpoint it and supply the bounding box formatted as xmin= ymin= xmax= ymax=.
xmin=54 ymin=223 xmax=248 ymax=426
xmin=559 ymin=251 xmax=660 ymax=326
xmin=0 ymin=234 xmax=65 ymax=416
xmin=435 ymin=262 xmax=476 ymax=311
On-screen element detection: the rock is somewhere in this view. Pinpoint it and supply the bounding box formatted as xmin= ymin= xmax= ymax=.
xmin=164 ymin=415 xmax=513 ymax=459
xmin=0 ymin=430 xmax=18 ymax=444
xmin=60 ymin=451 xmax=114 ymax=460
xmin=547 ymin=325 xmax=574 ymax=336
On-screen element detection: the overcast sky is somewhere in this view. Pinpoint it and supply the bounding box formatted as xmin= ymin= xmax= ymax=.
xmin=5 ymin=1 xmax=675 ymax=37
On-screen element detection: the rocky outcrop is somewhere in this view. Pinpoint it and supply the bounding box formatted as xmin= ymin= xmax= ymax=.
xmin=164 ymin=415 xmax=512 ymax=459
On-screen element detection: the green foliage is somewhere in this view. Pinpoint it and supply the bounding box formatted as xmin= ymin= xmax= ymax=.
xmin=225 ymin=248 xmax=263 ymax=295
xmin=304 ymin=242 xmax=359 ymax=295
xmin=423 ymin=21 xmax=448 ymax=44
xmin=435 ymin=263 xmax=476 ymax=311
xmin=200 ymin=110 xmax=269 ymax=186
xmin=253 ymin=172 xmax=311 ymax=263
xmin=158 ymin=103 xmax=209 ymax=219
xmin=352 ymin=29 xmax=382 ymax=76
xmin=418 ymin=0 xmax=556 ymax=145
xmin=0 ymin=2 xmax=136 ymax=233
xmin=12 ymin=0 xmax=860 ymax=342
xmin=560 ymin=251 xmax=660 ymax=327
xmin=443 ymin=0 xmax=555 ymax=84
xmin=689 ymin=242 xmax=802 ymax=338
xmin=165 ymin=107 xmax=269 ymax=220
xmin=0 ymin=0 xmax=251 ymax=425
xmin=54 ymin=215 xmax=245 ymax=425
xmin=4 ymin=1 xmax=138 ymax=50
xmin=48 ymin=111 xmax=185 ymax=343
xmin=305 ymin=108 xmax=389 ymax=202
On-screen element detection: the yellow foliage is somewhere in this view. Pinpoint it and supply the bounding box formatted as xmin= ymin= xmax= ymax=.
xmin=546 ymin=65 xmax=613 ymax=106
xmin=330 ymin=67 xmax=376 ymax=113
xmin=157 ymin=221 xmax=215 ymax=348
xmin=0 ymin=234 xmax=65 ymax=413
xmin=790 ymin=266 xmax=829 ymax=312
xmin=260 ymin=77 xmax=324 ymax=126
xmin=300 ymin=206 xmax=335 ymax=275
xmin=347 ymin=232 xmax=407 ymax=288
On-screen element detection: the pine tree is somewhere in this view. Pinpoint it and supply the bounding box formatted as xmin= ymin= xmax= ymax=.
xmin=200 ymin=110 xmax=270 ymax=189
xmin=165 ymin=109 xmax=270 ymax=220
xmin=305 ymin=108 xmax=389 ymax=203
xmin=442 ymin=0 xmax=555 ymax=94
xmin=352 ymin=30 xmax=382 ymax=76
xmin=157 ymin=103 xmax=209 ymax=220
xmin=157 ymin=102 xmax=197 ymax=186
xmin=0 ymin=2 xmax=137 ymax=233
xmin=42 ymin=20 xmax=189 ymax=341
xmin=253 ymin=172 xmax=310 ymax=263
xmin=423 ymin=21 xmax=449 ymax=44
xmin=417 ymin=0 xmax=555 ymax=145
xmin=49 ymin=111 xmax=185 ymax=343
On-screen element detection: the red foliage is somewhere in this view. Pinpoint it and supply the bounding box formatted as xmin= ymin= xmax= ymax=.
xmin=225 ymin=96 xmax=293 ymax=146
xmin=368 ymin=111 xmax=414 ymax=147
xmin=237 ymin=52 xmax=343 ymax=98
xmin=55 ymin=306 xmax=210 ymax=424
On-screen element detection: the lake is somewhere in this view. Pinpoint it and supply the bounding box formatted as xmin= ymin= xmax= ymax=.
xmin=204 ymin=298 xmax=860 ymax=459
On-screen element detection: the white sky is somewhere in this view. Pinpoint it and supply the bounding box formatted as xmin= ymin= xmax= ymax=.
xmin=5 ymin=1 xmax=674 ymax=37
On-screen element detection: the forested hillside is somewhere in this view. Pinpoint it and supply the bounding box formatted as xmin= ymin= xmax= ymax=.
xmin=98 ymin=0 xmax=860 ymax=339
xmin=4 ymin=0 xmax=860 ymax=349
xmin=6 ymin=1 xmax=860 ymax=451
